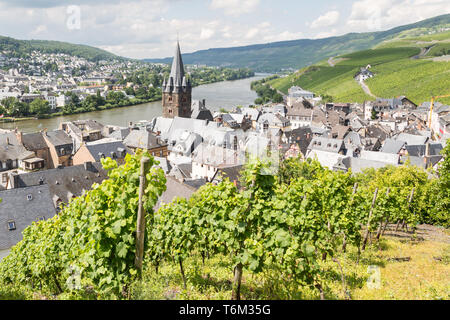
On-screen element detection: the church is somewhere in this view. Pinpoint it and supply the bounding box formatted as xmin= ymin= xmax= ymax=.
xmin=162 ymin=41 xmax=192 ymax=119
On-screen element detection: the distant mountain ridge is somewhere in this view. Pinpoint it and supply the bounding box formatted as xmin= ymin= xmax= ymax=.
xmin=0 ymin=36 xmax=124 ymax=62
xmin=144 ymin=14 xmax=450 ymax=72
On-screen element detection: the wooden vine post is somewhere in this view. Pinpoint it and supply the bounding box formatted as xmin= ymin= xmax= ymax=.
xmin=343 ymin=183 xmax=359 ymax=252
xmin=376 ymin=188 xmax=390 ymax=240
xmin=362 ymin=188 xmax=378 ymax=251
xmin=135 ymin=157 xmax=151 ymax=273
xmin=406 ymin=188 xmax=415 ymax=233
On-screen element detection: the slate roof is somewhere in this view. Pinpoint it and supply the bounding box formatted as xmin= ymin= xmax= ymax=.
xmin=154 ymin=176 xmax=196 ymax=211
xmin=308 ymin=137 xmax=345 ymax=153
xmin=123 ymin=129 xmax=167 ymax=150
xmin=395 ymin=133 xmax=428 ymax=146
xmin=193 ymin=142 xmax=243 ymax=167
xmin=360 ymin=150 xmax=399 ymax=165
xmin=238 ymin=107 xmax=261 ymax=121
xmin=191 ymin=100 xmax=213 ymax=121
xmin=0 ymin=132 xmax=35 ymax=162
xmin=380 ymin=138 xmax=405 ymax=154
xmin=183 ymin=178 xmax=207 ymax=190
xmin=405 ymin=143 xmax=443 ymax=157
xmin=22 ymin=132 xmax=48 ymax=151
xmin=284 ymin=127 xmax=313 ymax=156
xmin=85 ymin=140 xmax=130 ymax=162
xmin=0 ymin=184 xmax=56 ymax=250
xmin=287 ymin=100 xmax=313 ymax=117
xmin=108 ymin=128 xmax=131 ymax=141
xmin=212 ymin=165 xmax=244 ymax=189
xmin=10 ymin=162 xmax=108 ymax=205
xmin=44 ymin=130 xmax=73 ymax=147
xmin=336 ymin=157 xmax=397 ymax=174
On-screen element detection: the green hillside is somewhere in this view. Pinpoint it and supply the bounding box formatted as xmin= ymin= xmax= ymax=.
xmin=0 ymin=36 xmax=123 ymax=62
xmin=145 ymin=14 xmax=450 ymax=72
xmin=270 ymin=31 xmax=450 ymax=105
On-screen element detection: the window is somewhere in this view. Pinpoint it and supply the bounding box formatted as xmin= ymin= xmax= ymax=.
xmin=7 ymin=221 xmax=16 ymax=231
xmin=27 ymin=194 xmax=33 ymax=201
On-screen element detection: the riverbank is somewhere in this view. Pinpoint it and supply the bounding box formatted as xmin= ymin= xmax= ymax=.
xmin=0 ymin=97 xmax=163 ymax=125
xmin=0 ymin=75 xmax=266 ymax=133
xmin=0 ymin=75 xmax=259 ymax=125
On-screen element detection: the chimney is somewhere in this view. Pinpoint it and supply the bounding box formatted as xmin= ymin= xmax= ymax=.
xmin=6 ymin=137 xmax=9 ymax=145
xmin=424 ymin=142 xmax=430 ymax=168
xmin=16 ymin=131 xmax=23 ymax=144
xmin=202 ymin=99 xmax=206 ymax=107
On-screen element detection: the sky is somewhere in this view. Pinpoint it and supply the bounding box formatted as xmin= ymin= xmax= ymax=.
xmin=0 ymin=0 xmax=449 ymax=59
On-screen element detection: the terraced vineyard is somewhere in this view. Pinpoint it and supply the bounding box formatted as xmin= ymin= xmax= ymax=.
xmin=270 ymin=31 xmax=450 ymax=105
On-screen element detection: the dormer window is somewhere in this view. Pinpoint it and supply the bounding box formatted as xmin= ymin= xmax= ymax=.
xmin=27 ymin=194 xmax=33 ymax=201
xmin=7 ymin=221 xmax=16 ymax=231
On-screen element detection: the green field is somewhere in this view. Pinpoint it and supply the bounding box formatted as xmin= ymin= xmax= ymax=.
xmin=270 ymin=32 xmax=450 ymax=105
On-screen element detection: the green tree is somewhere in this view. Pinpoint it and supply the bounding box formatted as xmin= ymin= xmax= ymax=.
xmin=29 ymin=99 xmax=50 ymax=116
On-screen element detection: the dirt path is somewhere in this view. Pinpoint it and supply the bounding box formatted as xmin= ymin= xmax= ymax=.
xmin=358 ymin=80 xmax=377 ymax=98
xmin=328 ymin=57 xmax=336 ymax=67
xmin=411 ymin=45 xmax=434 ymax=60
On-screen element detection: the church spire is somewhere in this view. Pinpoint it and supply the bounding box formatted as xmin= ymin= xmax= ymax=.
xmin=169 ymin=40 xmax=185 ymax=88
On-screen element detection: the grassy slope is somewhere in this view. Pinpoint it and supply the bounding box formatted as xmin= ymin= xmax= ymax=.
xmin=271 ymin=31 xmax=450 ymax=105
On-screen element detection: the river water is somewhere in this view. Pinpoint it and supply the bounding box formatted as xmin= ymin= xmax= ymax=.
xmin=0 ymin=74 xmax=267 ymax=133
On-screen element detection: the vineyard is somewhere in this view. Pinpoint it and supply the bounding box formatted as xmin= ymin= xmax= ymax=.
xmin=0 ymin=145 xmax=449 ymax=300
xmin=270 ymin=30 xmax=450 ymax=105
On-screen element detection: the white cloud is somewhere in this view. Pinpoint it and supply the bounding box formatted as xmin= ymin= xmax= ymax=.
xmin=200 ymin=28 xmax=215 ymax=40
xmin=245 ymin=28 xmax=260 ymax=39
xmin=210 ymin=0 xmax=260 ymax=16
xmin=347 ymin=0 xmax=450 ymax=31
xmin=310 ymin=11 xmax=340 ymax=29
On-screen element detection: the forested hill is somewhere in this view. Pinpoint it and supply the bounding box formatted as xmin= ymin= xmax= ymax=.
xmin=144 ymin=14 xmax=450 ymax=72
xmin=0 ymin=36 xmax=123 ymax=61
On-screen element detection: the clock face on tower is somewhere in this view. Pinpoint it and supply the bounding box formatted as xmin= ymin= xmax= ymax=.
xmin=162 ymin=41 xmax=192 ymax=119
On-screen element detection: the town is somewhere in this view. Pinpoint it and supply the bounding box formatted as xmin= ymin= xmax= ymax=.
xmin=0 ymin=41 xmax=448 ymax=260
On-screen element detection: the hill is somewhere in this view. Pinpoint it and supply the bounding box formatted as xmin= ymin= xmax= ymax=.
xmin=269 ymin=30 xmax=450 ymax=105
xmin=144 ymin=14 xmax=450 ymax=72
xmin=0 ymin=36 xmax=123 ymax=62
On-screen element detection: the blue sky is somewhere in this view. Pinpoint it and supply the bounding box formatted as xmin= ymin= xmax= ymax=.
xmin=0 ymin=0 xmax=448 ymax=59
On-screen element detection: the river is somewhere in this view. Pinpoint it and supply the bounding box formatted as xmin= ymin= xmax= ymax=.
xmin=0 ymin=74 xmax=268 ymax=133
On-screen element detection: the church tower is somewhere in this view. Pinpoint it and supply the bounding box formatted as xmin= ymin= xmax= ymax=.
xmin=162 ymin=41 xmax=192 ymax=118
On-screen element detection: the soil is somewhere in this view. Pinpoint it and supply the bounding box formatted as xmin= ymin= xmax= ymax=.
xmin=382 ymin=223 xmax=450 ymax=244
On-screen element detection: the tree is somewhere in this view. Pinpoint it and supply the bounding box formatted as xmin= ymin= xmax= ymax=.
xmin=1 ymin=97 xmax=17 ymax=114
xmin=272 ymin=93 xmax=284 ymax=103
xmin=254 ymin=98 xmax=264 ymax=105
xmin=29 ymin=99 xmax=50 ymax=116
